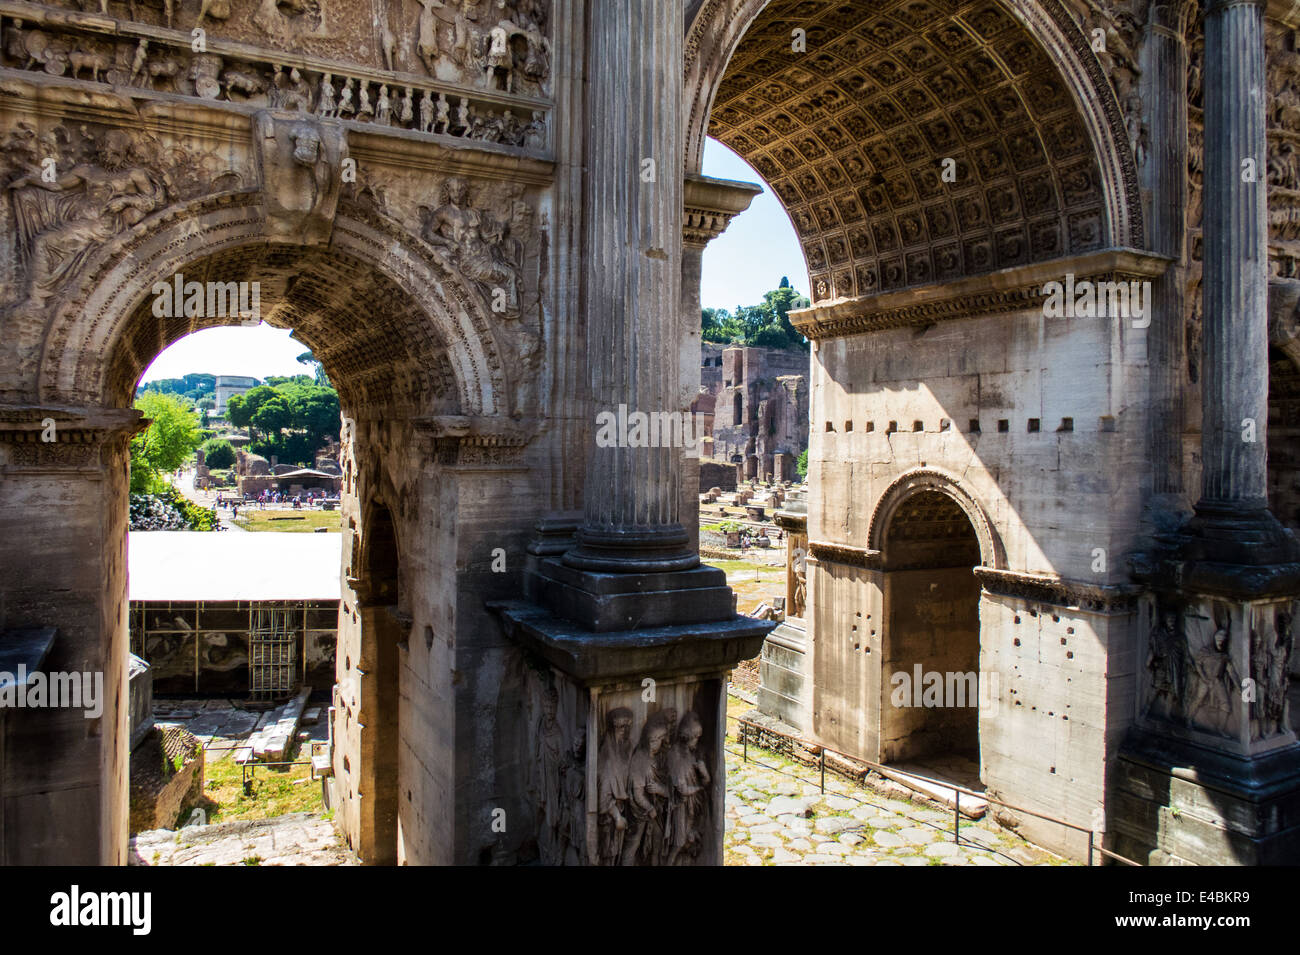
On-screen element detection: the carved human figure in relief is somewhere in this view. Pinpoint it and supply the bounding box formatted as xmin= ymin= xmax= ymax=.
xmin=484 ymin=22 xmax=514 ymax=92
xmin=1145 ymin=610 xmax=1184 ymax=721
xmin=282 ymin=68 xmax=311 ymax=112
xmin=399 ymin=87 xmax=415 ymax=127
xmin=559 ymin=729 xmax=586 ymax=865
xmin=6 ymin=131 xmax=164 ymax=308
xmin=664 ymin=711 xmax=709 ymax=866
xmin=1261 ymin=610 xmax=1294 ymax=738
xmin=1185 ymin=622 xmax=1242 ymax=737
xmin=413 ymin=0 xmax=450 ymax=74
xmin=376 ymin=85 xmax=391 ymax=125
xmin=419 ymin=90 xmax=435 ymax=133
xmin=620 ymin=712 xmax=670 ymax=865
xmin=596 ymin=707 xmax=633 ymax=866
xmin=338 ymin=78 xmax=355 ymax=118
xmin=434 ymin=93 xmax=451 ymax=134
xmin=357 ymin=82 xmax=373 ymax=120
xmin=534 ymin=686 xmax=566 ymax=863
xmin=317 ymin=73 xmax=336 ymax=117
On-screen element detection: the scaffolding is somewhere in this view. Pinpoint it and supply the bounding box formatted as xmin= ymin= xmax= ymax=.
xmin=249 ymin=603 xmax=298 ymax=700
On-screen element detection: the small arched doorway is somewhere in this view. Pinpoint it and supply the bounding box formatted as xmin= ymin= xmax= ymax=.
xmin=879 ymin=489 xmax=983 ymax=767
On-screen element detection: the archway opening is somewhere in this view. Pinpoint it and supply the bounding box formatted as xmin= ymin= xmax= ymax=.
xmin=103 ymin=235 xmax=454 ymax=865
xmin=881 ymin=489 xmax=983 ymax=770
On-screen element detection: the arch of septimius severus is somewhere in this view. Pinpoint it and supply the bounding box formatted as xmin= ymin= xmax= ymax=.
xmin=0 ymin=0 xmax=1297 ymax=866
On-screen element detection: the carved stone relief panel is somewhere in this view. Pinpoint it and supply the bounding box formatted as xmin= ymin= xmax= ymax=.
xmin=592 ymin=677 xmax=722 ymax=867
xmin=29 ymin=0 xmax=550 ymax=90
xmin=1267 ymin=25 xmax=1300 ymax=279
xmin=0 ymin=12 xmax=549 ymax=152
xmin=1140 ymin=596 xmax=1297 ymax=748
xmin=0 ymin=116 xmax=243 ymax=316
xmin=516 ymin=664 xmax=723 ymax=866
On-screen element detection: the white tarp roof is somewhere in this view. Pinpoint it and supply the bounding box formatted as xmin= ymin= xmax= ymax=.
xmin=129 ymin=531 xmax=342 ymax=602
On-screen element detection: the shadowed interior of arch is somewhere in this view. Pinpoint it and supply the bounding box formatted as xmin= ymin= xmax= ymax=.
xmin=105 ymin=244 xmax=463 ymax=415
xmin=881 ymin=488 xmax=983 ymax=771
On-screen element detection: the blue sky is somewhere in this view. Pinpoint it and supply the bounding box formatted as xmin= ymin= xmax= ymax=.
xmin=139 ymin=138 xmax=803 ymax=384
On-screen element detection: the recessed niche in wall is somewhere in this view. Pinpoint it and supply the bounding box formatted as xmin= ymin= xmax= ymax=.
xmin=998 ymin=419 xmax=1009 ymax=432
xmin=1059 ymin=417 xmax=1074 ymax=432
xmin=969 ymin=419 xmax=981 ymax=433
xmin=1028 ymin=418 xmax=1041 ymax=433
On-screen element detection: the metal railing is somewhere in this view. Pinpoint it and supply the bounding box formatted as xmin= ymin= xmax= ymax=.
xmin=240 ymin=758 xmax=312 ymax=796
xmin=729 ymin=710 xmax=1139 ymax=866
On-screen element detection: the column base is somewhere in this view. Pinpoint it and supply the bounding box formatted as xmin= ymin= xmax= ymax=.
xmin=1133 ymin=503 xmax=1300 ymax=599
xmin=532 ymin=556 xmax=735 ymax=633
xmin=1111 ymin=730 xmax=1300 ymax=865
xmin=562 ymin=524 xmax=701 ymax=574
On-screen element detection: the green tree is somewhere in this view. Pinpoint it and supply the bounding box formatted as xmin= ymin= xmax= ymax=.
xmin=702 ymin=307 xmax=742 ymax=344
xmin=130 ymin=392 xmax=201 ymax=492
xmin=251 ymin=394 xmax=293 ymax=439
xmin=701 ymin=279 xmax=811 ymax=350
xmin=201 ymin=437 xmax=236 ymax=470
xmin=225 ymin=393 xmax=250 ymax=430
xmin=796 ymin=448 xmax=808 ymax=480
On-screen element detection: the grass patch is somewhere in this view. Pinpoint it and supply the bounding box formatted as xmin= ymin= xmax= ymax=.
xmin=198 ymin=747 xmax=321 ymax=823
xmin=234 ymin=510 xmax=342 ymax=533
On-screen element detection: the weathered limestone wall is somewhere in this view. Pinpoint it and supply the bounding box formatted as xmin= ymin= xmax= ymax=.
xmin=808 ymin=560 xmax=884 ymax=763
xmin=978 ymin=596 xmax=1137 ymax=859
xmin=0 ymin=440 xmax=131 ymax=865
xmin=804 ymin=301 xmax=1150 ymax=854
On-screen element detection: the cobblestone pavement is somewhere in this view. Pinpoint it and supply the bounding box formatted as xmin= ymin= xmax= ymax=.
xmin=130 ymin=812 xmax=356 ymax=866
xmin=723 ymin=746 xmax=1071 ymax=866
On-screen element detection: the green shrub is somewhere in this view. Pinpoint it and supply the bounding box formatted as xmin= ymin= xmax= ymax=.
xmin=201 ymin=438 xmax=236 ymax=470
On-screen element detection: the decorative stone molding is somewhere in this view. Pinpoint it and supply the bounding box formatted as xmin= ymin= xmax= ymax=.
xmin=807 ymin=540 xmax=881 ymax=569
xmin=772 ymin=509 xmax=807 ymax=533
xmin=790 ymin=247 xmax=1171 ymax=341
xmin=415 ymin=414 xmax=536 ymax=468
xmin=682 ymin=172 xmax=761 ymax=248
xmin=975 ymin=566 xmax=1143 ymax=613
xmin=867 ymin=467 xmax=1006 ymax=571
xmin=0 ymin=3 xmax=551 ymax=154
xmin=0 ymin=405 xmax=144 ymax=472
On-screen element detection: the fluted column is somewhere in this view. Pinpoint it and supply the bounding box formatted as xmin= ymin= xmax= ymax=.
xmin=566 ymin=0 xmax=694 ymax=572
xmin=1198 ymin=0 xmax=1269 ymax=514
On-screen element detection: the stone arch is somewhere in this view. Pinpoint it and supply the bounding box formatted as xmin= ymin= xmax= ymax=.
xmin=868 ymin=467 xmax=1005 ymax=571
xmin=685 ymin=0 xmax=1145 ymax=302
xmin=33 ymin=191 xmax=507 ymax=416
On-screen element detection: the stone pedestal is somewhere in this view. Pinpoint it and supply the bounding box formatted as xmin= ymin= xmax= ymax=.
xmin=492 ymin=600 xmax=770 ymax=865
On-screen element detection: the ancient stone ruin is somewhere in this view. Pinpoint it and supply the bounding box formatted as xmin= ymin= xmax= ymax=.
xmin=0 ymin=0 xmax=1298 ymax=870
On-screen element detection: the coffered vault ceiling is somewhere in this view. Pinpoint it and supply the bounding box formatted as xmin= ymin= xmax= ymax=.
xmin=707 ymin=0 xmax=1109 ymax=304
